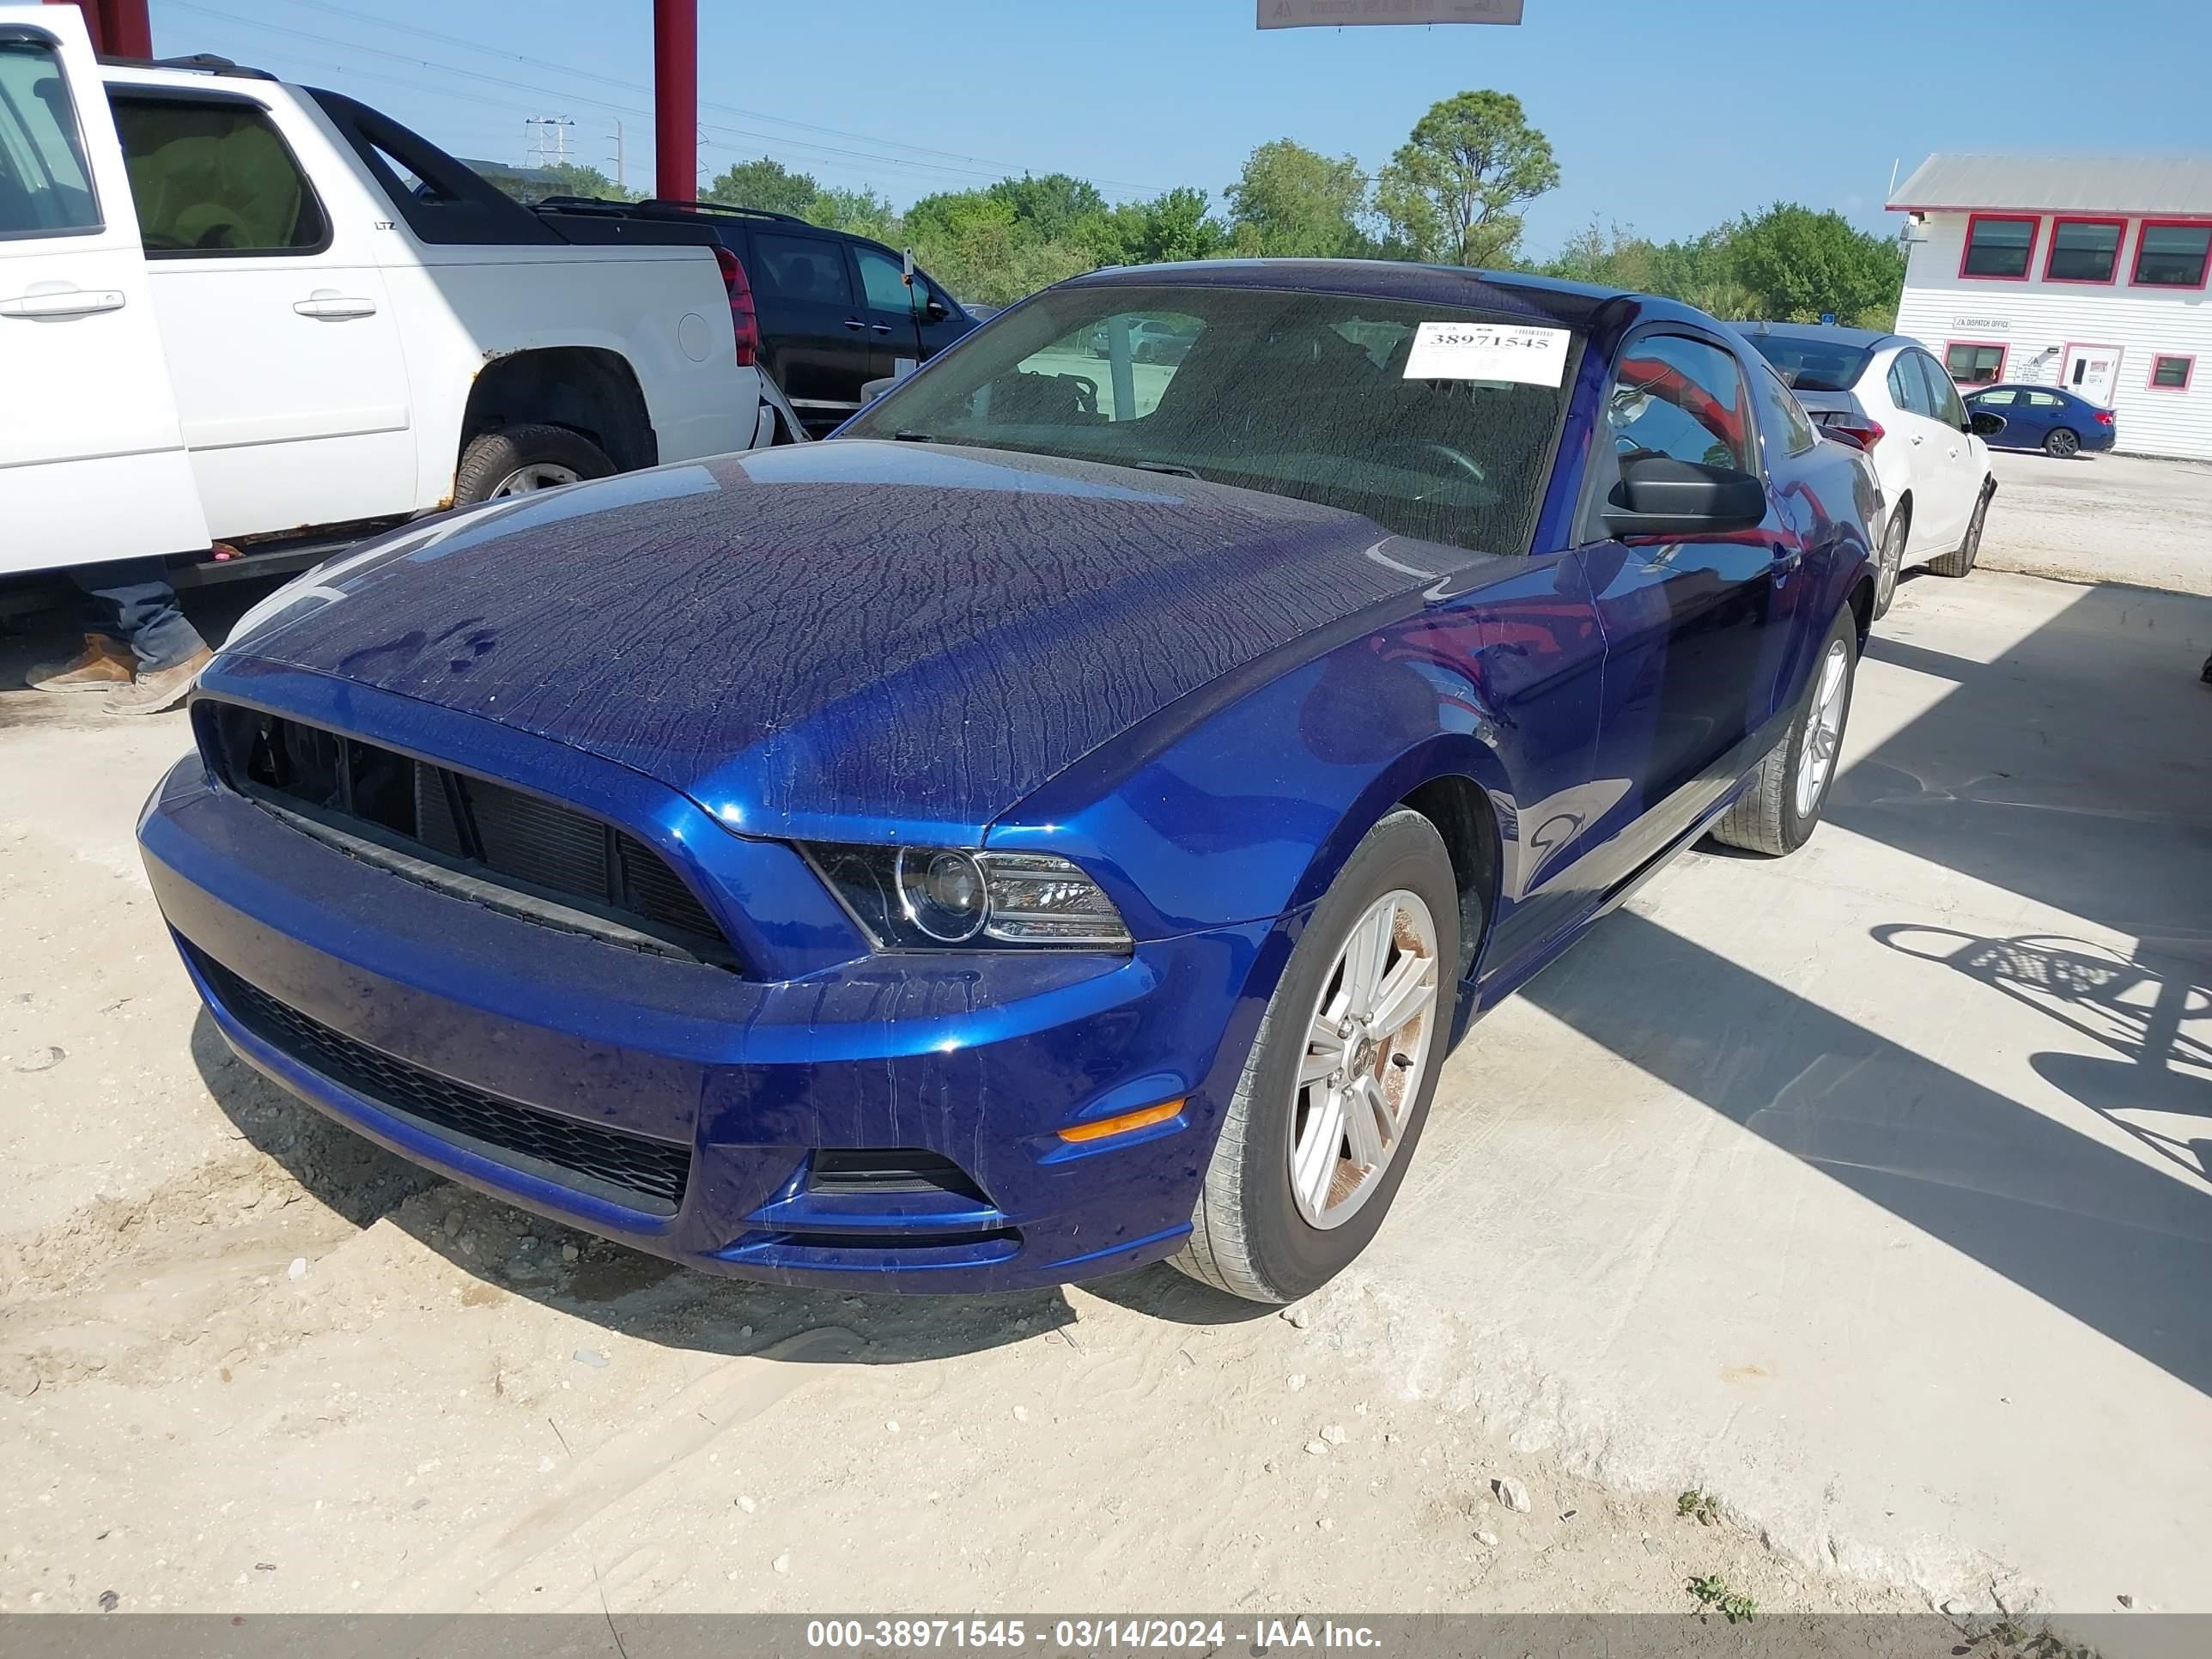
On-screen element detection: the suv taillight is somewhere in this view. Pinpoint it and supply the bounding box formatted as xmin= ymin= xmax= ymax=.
xmin=713 ymin=246 xmax=758 ymax=368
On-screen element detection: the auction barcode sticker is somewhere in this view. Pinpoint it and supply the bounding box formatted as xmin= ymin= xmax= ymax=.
xmin=1404 ymin=320 xmax=1571 ymax=386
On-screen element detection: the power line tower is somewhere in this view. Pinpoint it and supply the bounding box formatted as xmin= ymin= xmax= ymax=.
xmin=524 ymin=116 xmax=574 ymax=170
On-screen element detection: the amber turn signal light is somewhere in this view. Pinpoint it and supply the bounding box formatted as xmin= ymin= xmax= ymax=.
xmin=1057 ymin=1098 xmax=1184 ymax=1144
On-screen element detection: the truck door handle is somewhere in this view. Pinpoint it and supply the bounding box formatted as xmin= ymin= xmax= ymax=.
xmin=0 ymin=287 xmax=125 ymax=318
xmin=293 ymin=293 xmax=377 ymax=319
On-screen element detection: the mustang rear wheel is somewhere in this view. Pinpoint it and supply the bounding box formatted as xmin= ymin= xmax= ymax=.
xmin=1709 ymin=608 xmax=1857 ymax=857
xmin=1172 ymin=809 xmax=1461 ymax=1304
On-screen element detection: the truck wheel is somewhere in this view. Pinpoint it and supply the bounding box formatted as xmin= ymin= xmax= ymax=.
xmin=1710 ymin=608 xmax=1857 ymax=858
xmin=453 ymin=424 xmax=615 ymax=503
xmin=1172 ymin=809 xmax=1461 ymax=1305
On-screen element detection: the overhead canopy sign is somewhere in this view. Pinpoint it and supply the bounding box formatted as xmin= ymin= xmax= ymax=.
xmin=1260 ymin=0 xmax=1524 ymax=26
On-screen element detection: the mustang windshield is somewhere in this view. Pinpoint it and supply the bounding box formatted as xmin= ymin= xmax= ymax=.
xmin=843 ymin=283 xmax=1581 ymax=556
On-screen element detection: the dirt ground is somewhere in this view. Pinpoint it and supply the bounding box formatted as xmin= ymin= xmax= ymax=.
xmin=2 ymin=481 xmax=2204 ymax=1633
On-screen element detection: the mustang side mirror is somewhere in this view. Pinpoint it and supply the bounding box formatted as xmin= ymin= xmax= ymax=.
xmin=1969 ymin=410 xmax=2007 ymax=438
xmin=1603 ymin=455 xmax=1767 ymax=539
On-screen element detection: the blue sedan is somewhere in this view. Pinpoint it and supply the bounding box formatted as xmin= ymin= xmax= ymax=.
xmin=139 ymin=261 xmax=1881 ymax=1304
xmin=1961 ymin=382 xmax=2118 ymax=457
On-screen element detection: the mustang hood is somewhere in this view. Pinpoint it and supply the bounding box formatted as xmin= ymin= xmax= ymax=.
xmin=234 ymin=442 xmax=1499 ymax=838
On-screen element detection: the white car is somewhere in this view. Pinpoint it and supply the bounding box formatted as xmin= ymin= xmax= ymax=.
xmin=1739 ymin=324 xmax=1996 ymax=618
xmin=1 ymin=5 xmax=773 ymax=589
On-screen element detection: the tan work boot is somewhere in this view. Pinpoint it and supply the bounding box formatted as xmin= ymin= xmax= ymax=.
xmin=102 ymin=647 xmax=214 ymax=716
xmin=25 ymin=634 xmax=135 ymax=693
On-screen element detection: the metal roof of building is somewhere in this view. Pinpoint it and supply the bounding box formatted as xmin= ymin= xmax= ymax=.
xmin=1889 ymin=154 xmax=2212 ymax=216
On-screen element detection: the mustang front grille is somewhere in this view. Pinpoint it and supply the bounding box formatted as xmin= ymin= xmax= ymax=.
xmin=202 ymin=702 xmax=736 ymax=969
xmin=191 ymin=947 xmax=692 ymax=1215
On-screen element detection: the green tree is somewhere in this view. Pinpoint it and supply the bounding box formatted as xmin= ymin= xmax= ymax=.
xmin=530 ymin=161 xmax=637 ymax=203
xmin=1224 ymin=139 xmax=1373 ymax=258
xmin=903 ymin=191 xmax=1092 ymax=307
xmin=1725 ymin=203 xmax=1905 ymax=324
xmin=1542 ymin=220 xmax=1660 ymax=289
xmin=810 ymin=185 xmax=902 ymax=242
xmin=704 ymin=156 xmax=822 ymax=217
xmin=1375 ymin=90 xmax=1559 ymax=267
xmin=984 ymin=173 xmax=1108 ymax=244
xmin=1079 ymin=187 xmax=1227 ymax=267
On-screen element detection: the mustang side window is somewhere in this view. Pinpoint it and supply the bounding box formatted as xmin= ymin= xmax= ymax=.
xmin=1603 ymin=334 xmax=1755 ymax=472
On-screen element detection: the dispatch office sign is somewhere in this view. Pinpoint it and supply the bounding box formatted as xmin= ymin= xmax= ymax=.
xmin=1260 ymin=0 xmax=1525 ymax=27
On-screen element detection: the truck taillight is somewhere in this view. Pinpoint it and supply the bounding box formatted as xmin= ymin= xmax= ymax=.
xmin=713 ymin=246 xmax=758 ymax=368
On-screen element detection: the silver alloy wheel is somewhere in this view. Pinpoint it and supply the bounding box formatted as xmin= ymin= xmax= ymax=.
xmin=1288 ymin=888 xmax=1442 ymax=1230
xmin=1794 ymin=638 xmax=1850 ymax=819
xmin=1875 ymin=514 xmax=1904 ymax=614
xmin=489 ymin=462 xmax=582 ymax=496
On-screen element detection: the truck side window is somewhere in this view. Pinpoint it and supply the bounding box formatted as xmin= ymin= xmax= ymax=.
xmin=0 ymin=37 xmax=100 ymax=235
xmin=109 ymin=94 xmax=327 ymax=255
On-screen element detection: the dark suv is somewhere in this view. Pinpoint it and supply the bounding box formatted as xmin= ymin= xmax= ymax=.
xmin=549 ymin=198 xmax=975 ymax=434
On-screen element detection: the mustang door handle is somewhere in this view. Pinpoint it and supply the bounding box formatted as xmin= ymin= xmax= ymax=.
xmin=293 ymin=294 xmax=378 ymax=319
xmin=1771 ymin=544 xmax=1803 ymax=578
xmin=0 ymin=288 xmax=125 ymax=318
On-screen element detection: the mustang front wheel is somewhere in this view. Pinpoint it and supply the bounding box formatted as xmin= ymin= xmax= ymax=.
xmin=1173 ymin=809 xmax=1461 ymax=1304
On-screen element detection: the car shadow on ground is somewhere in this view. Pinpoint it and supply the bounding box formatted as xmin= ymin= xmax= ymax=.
xmin=1520 ymin=579 xmax=2212 ymax=1395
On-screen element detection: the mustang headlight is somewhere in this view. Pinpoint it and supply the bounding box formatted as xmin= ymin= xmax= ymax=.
xmin=801 ymin=844 xmax=1133 ymax=951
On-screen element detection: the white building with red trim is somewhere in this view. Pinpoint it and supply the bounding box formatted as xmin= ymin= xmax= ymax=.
xmin=1889 ymin=155 xmax=2211 ymax=460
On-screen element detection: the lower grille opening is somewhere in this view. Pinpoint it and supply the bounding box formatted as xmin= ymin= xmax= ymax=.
xmin=192 ymin=947 xmax=691 ymax=1216
xmin=809 ymin=1148 xmax=990 ymax=1205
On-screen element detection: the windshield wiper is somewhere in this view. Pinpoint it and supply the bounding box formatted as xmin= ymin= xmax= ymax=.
xmin=1130 ymin=461 xmax=1201 ymax=479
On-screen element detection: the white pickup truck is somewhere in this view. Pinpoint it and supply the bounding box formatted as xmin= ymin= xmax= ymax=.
xmin=1 ymin=4 xmax=775 ymax=591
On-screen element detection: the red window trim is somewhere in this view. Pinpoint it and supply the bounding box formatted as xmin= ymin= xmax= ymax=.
xmin=2147 ymin=353 xmax=2196 ymax=392
xmin=1958 ymin=213 xmax=2039 ymax=282
xmin=1944 ymin=340 xmax=2008 ymax=385
xmin=2042 ymin=216 xmax=2129 ymax=285
xmin=2128 ymin=218 xmax=2212 ymax=290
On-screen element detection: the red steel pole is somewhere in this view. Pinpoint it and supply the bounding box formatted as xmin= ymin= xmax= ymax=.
xmin=653 ymin=0 xmax=697 ymax=202
xmin=102 ymin=0 xmax=153 ymax=58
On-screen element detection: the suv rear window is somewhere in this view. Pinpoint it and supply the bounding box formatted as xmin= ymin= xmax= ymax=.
xmin=1741 ymin=333 xmax=1876 ymax=393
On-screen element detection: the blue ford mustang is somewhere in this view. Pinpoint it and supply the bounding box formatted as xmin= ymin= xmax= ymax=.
xmin=139 ymin=261 xmax=1880 ymax=1304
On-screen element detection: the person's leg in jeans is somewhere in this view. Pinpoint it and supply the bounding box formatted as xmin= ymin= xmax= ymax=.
xmin=26 ymin=556 xmax=212 ymax=711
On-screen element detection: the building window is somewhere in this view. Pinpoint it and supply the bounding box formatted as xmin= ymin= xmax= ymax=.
xmin=1960 ymin=214 xmax=2038 ymax=280
xmin=2132 ymin=222 xmax=2212 ymax=288
xmin=2149 ymin=354 xmax=2195 ymax=392
xmin=1945 ymin=342 xmax=2007 ymax=386
xmin=2044 ymin=218 xmax=2125 ymax=283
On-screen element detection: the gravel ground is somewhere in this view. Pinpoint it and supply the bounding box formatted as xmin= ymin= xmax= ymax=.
xmin=1978 ymin=449 xmax=2212 ymax=594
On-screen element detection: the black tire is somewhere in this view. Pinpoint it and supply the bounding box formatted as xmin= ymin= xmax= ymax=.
xmin=453 ymin=423 xmax=616 ymax=505
xmin=1926 ymin=486 xmax=1989 ymax=579
xmin=1172 ymin=809 xmax=1462 ymax=1304
xmin=2044 ymin=427 xmax=2081 ymax=459
xmin=1872 ymin=503 xmax=1908 ymax=620
xmin=1710 ymin=608 xmax=1858 ymax=857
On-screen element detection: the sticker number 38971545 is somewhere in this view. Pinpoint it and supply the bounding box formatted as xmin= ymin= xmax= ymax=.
xmin=1403 ymin=321 xmax=1572 ymax=386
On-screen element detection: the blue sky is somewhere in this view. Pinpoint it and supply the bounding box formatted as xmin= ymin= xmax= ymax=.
xmin=154 ymin=0 xmax=2211 ymax=258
